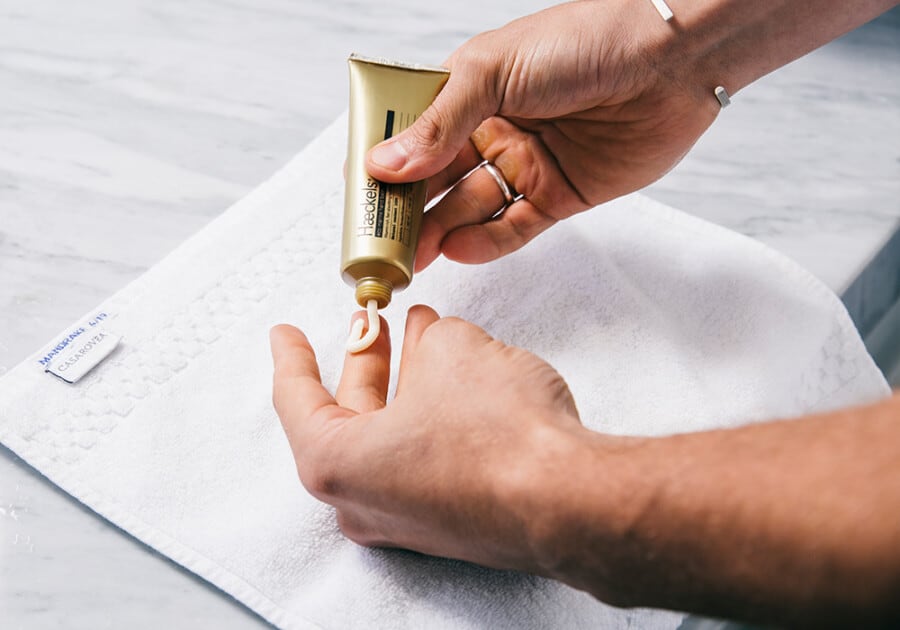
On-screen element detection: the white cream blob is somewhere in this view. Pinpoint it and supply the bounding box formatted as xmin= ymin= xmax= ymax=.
xmin=346 ymin=299 xmax=381 ymax=353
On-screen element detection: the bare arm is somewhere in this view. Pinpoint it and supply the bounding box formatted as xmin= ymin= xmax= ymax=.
xmin=663 ymin=0 xmax=900 ymax=95
xmin=543 ymin=394 xmax=900 ymax=628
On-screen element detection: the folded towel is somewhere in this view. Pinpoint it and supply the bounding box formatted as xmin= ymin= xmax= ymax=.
xmin=0 ymin=114 xmax=888 ymax=629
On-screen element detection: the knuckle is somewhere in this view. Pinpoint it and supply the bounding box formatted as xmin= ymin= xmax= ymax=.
xmin=497 ymin=135 xmax=539 ymax=193
xmin=335 ymin=511 xmax=362 ymax=543
xmin=410 ymin=36 xmax=505 ymax=154
xmin=336 ymin=511 xmax=379 ymax=547
xmin=409 ymin=109 xmax=446 ymax=149
xmin=463 ymin=33 xmax=512 ymax=102
xmin=423 ymin=317 xmax=490 ymax=351
xmin=425 ymin=316 xmax=465 ymax=338
xmin=461 ymin=31 xmax=503 ymax=76
xmin=297 ymin=456 xmax=342 ymax=500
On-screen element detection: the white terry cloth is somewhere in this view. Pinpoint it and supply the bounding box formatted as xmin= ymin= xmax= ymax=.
xmin=0 ymin=113 xmax=889 ymax=629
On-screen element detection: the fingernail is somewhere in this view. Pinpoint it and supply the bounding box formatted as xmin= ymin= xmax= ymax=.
xmin=370 ymin=140 xmax=408 ymax=171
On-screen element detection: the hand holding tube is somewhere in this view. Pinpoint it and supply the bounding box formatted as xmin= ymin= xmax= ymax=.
xmin=365 ymin=0 xmax=896 ymax=270
xmin=365 ymin=0 xmax=721 ymax=269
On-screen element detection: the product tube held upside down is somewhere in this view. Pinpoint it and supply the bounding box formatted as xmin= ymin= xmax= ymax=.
xmin=341 ymin=54 xmax=450 ymax=317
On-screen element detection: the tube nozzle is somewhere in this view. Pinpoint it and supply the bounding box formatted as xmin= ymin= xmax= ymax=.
xmin=355 ymin=277 xmax=393 ymax=309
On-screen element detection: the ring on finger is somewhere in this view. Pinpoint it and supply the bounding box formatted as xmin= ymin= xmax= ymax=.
xmin=478 ymin=160 xmax=524 ymax=208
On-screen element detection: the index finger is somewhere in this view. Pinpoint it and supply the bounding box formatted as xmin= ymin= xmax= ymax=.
xmin=440 ymin=198 xmax=558 ymax=264
xmin=270 ymin=324 xmax=348 ymax=445
xmin=424 ymin=139 xmax=482 ymax=201
xmin=335 ymin=312 xmax=392 ymax=414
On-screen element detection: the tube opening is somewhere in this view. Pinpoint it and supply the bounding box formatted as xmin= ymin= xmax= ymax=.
xmin=355 ymin=277 xmax=393 ymax=309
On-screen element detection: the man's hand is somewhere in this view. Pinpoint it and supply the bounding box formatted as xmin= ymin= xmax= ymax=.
xmin=270 ymin=305 xmax=589 ymax=574
xmin=364 ymin=0 xmax=895 ymax=272
xmin=365 ymin=0 xmax=720 ymax=270
xmin=271 ymin=307 xmax=900 ymax=628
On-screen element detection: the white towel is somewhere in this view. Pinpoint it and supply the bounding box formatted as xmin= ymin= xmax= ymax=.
xmin=0 ymin=114 xmax=889 ymax=629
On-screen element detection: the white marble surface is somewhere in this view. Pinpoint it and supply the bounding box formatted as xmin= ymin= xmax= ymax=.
xmin=0 ymin=1 xmax=897 ymax=627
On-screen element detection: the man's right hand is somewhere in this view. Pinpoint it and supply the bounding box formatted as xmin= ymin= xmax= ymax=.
xmin=364 ymin=0 xmax=720 ymax=270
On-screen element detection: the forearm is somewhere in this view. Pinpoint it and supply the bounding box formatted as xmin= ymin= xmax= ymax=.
xmin=541 ymin=393 xmax=900 ymax=627
xmin=637 ymin=0 xmax=899 ymax=101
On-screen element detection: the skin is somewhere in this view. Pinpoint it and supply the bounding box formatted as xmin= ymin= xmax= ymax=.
xmin=272 ymin=310 xmax=900 ymax=627
xmin=272 ymin=0 xmax=900 ymax=626
xmin=272 ymin=308 xmax=586 ymax=570
xmin=363 ymin=0 xmax=898 ymax=270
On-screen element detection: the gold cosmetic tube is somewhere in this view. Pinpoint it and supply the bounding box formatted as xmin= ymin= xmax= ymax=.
xmin=341 ymin=54 xmax=450 ymax=308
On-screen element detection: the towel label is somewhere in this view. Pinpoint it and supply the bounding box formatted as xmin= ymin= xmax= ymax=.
xmin=39 ymin=312 xmax=121 ymax=384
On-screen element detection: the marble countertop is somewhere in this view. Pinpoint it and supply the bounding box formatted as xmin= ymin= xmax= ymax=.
xmin=1 ymin=1 xmax=898 ymax=627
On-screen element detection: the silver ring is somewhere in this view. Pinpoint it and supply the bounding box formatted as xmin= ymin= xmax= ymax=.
xmin=479 ymin=160 xmax=523 ymax=206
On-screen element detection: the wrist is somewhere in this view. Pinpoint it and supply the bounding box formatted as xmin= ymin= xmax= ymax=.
xmin=642 ymin=0 xmax=897 ymax=99
xmin=621 ymin=0 xmax=754 ymax=104
xmin=601 ymin=0 xmax=727 ymax=111
xmin=516 ymin=423 xmax=658 ymax=605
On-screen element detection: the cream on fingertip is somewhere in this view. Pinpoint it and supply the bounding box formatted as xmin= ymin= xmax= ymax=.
xmin=346 ymin=299 xmax=381 ymax=353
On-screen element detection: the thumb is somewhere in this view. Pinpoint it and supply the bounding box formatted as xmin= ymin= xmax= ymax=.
xmin=365 ymin=60 xmax=503 ymax=183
